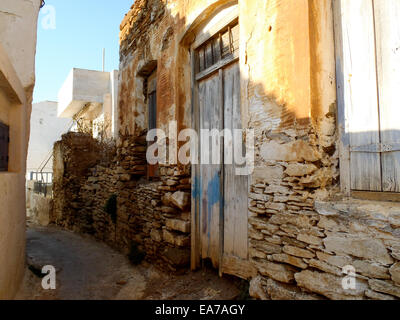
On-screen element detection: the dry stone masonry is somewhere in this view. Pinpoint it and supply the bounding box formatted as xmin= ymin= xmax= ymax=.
xmin=247 ymin=117 xmax=400 ymax=299
xmin=52 ymin=132 xmax=191 ymax=271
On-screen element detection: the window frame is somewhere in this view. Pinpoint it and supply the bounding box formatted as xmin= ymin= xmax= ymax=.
xmin=0 ymin=121 xmax=9 ymax=172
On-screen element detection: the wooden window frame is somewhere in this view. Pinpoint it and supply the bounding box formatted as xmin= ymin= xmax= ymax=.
xmin=0 ymin=121 xmax=9 ymax=172
xmin=195 ymin=18 xmax=239 ymax=81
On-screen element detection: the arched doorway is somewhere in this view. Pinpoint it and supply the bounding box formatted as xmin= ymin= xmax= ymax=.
xmin=185 ymin=2 xmax=252 ymax=278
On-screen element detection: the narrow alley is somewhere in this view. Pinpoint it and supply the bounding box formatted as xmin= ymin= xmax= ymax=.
xmin=16 ymin=224 xmax=244 ymax=300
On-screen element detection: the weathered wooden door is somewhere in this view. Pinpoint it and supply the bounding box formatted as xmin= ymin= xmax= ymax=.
xmin=336 ymin=0 xmax=400 ymax=193
xmin=194 ymin=20 xmax=249 ymax=272
xmin=198 ymin=71 xmax=223 ymax=267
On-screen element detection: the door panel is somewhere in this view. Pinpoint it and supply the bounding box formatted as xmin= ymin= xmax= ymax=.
xmin=223 ymin=62 xmax=248 ymax=260
xmin=198 ymin=73 xmax=222 ymax=267
xmin=197 ymin=61 xmax=248 ymax=268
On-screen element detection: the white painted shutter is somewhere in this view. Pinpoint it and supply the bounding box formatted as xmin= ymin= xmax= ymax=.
xmin=341 ymin=0 xmax=382 ymax=191
xmin=374 ymin=0 xmax=400 ymax=192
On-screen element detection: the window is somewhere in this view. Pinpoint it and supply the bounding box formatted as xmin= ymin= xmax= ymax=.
xmin=147 ymin=71 xmax=157 ymax=131
xmin=0 ymin=122 xmax=9 ymax=172
xmin=196 ymin=20 xmax=239 ymax=75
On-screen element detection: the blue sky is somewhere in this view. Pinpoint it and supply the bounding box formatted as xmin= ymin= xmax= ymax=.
xmin=34 ymin=0 xmax=134 ymax=103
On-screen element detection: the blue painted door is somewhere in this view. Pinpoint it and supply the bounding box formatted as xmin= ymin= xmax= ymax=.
xmin=197 ymin=61 xmax=248 ymax=268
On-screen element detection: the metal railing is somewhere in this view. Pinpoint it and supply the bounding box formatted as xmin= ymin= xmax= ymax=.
xmin=29 ymin=172 xmax=53 ymax=197
xmin=30 ymin=171 xmax=53 ymax=184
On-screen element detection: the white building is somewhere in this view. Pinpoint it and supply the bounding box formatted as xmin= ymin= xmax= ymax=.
xmin=58 ymin=68 xmax=119 ymax=139
xmin=27 ymin=101 xmax=71 ymax=181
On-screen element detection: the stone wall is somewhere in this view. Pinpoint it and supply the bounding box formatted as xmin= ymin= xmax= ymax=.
xmin=249 ymin=197 xmax=400 ymax=300
xmin=52 ymin=132 xmax=106 ymax=230
xmin=246 ymin=112 xmax=400 ymax=300
xmin=52 ymin=132 xmax=191 ymax=271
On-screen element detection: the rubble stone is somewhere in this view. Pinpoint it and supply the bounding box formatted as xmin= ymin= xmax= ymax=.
xmin=389 ymin=263 xmax=400 ymax=284
xmin=170 ymin=191 xmax=190 ymax=210
xmin=285 ymin=163 xmax=318 ymax=177
xmin=368 ymin=279 xmax=400 ymax=298
xmin=249 ymin=276 xmax=269 ymax=300
xmin=323 ymin=236 xmax=394 ymax=265
xmin=266 ymin=279 xmax=322 ymax=300
xmin=255 ymin=260 xmax=297 ymax=283
xmin=295 ymin=270 xmax=368 ymax=300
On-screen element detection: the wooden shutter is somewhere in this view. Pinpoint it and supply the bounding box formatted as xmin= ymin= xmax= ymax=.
xmin=341 ymin=0 xmax=381 ymax=191
xmin=338 ymin=0 xmax=400 ymax=192
xmin=337 ymin=0 xmax=400 ymax=193
xmin=374 ymin=0 xmax=400 ymax=192
xmin=0 ymin=122 xmax=9 ymax=172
